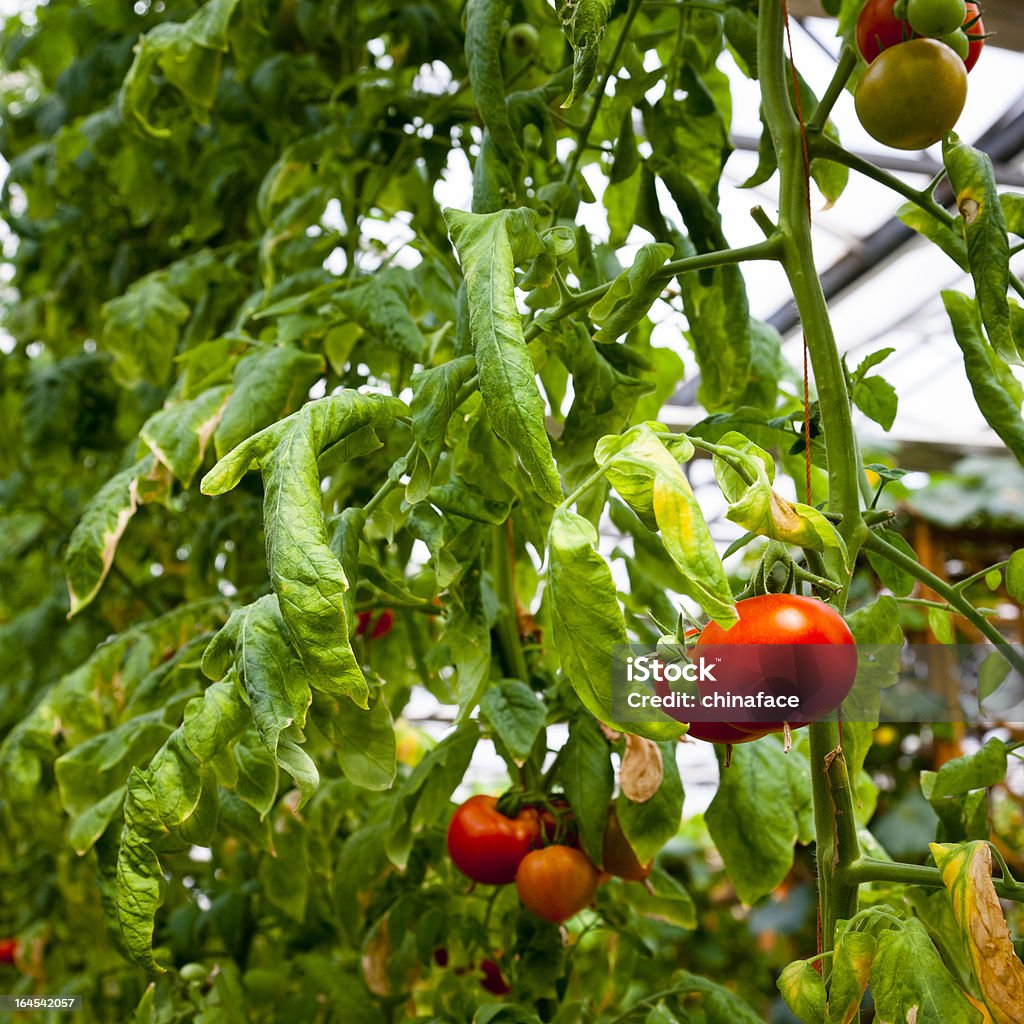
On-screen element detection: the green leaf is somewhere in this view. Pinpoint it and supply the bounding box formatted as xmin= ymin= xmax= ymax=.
xmin=386 ymin=721 xmax=479 ymax=869
xmin=480 ymin=680 xmax=546 ymax=764
xmin=979 ymin=651 xmax=1012 ymax=708
xmin=1006 ymin=549 xmax=1024 ymax=601
xmin=547 ymin=506 xmax=682 ymax=740
xmin=944 ymin=137 xmax=1019 ymax=364
xmin=853 ymin=375 xmax=898 ymax=431
xmin=214 ymin=346 xmax=325 ymax=459
xmin=559 ymin=0 xmax=614 ymax=108
xmin=327 ymin=694 xmax=397 ymax=792
xmin=865 ymin=529 xmax=919 ymax=598
xmin=871 ymin=918 xmax=983 ymax=1024
xmin=596 ymin=424 xmax=735 ymax=626
xmin=326 ymin=269 xmax=429 ymax=362
xmin=258 ymin=814 xmax=309 ymax=920
xmin=943 ymin=290 xmax=1024 ymax=469
xmin=202 ymin=392 xmax=407 ymax=704
xmin=141 ymin=385 xmax=231 ymax=487
xmin=587 ymin=243 xmax=673 ymax=344
xmin=617 ymin=741 xmax=683 ymax=863
xmin=777 ymin=960 xmax=826 ymax=1024
xmin=201 ymin=595 xmax=321 ymax=806
xmin=120 ymin=0 xmax=240 ymax=138
xmin=443 ymin=208 xmax=562 ymax=505
xmin=406 ymin=356 xmax=478 ymax=503
xmin=465 ymin=0 xmax=524 ymax=167
xmin=559 ymin=715 xmax=614 ymax=865
xmin=705 ymin=740 xmax=812 ymax=905
xmin=924 ymin=737 xmax=1007 ymax=802
xmin=100 ymin=278 xmax=191 ymax=386
xmin=826 ymin=923 xmax=875 ymax=1024
xmin=985 ymin=568 xmax=1003 ymax=590
xmin=927 ymin=606 xmax=954 ymax=645
xmin=629 ymin=867 xmax=697 ymax=929
xmin=65 ymin=457 xmax=161 ymax=617
xmin=898 ymin=202 xmax=968 ymax=269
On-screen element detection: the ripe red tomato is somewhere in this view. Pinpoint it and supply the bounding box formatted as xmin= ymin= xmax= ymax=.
xmin=683 ymin=721 xmax=772 ymax=744
xmin=855 ymin=38 xmax=967 ymax=150
xmin=356 ymin=609 xmax=394 ymax=639
xmin=479 ymin=958 xmax=511 ymax=995
xmin=601 ymin=806 xmax=651 ymax=881
xmin=857 ymin=0 xmax=914 ymax=62
xmin=856 ymin=0 xmax=983 ymax=70
xmin=0 ymin=939 xmax=17 ymax=964
xmin=515 ymin=846 xmax=600 ymax=923
xmin=695 ymin=594 xmax=857 ymax=731
xmin=446 ymin=795 xmax=541 ymax=885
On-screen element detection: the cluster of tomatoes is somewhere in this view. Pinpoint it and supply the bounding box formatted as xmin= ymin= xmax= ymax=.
xmin=446 ymin=795 xmax=650 ymax=929
xmin=664 ymin=594 xmax=857 ymax=747
xmin=854 ymin=0 xmax=985 ymax=150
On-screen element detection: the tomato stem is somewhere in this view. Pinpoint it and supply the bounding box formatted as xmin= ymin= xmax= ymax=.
xmin=840 ymin=856 xmax=1024 ymax=902
xmin=806 ymin=46 xmax=858 ymax=135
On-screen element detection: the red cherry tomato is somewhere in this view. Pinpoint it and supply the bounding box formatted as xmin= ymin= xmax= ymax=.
xmin=446 ymin=795 xmax=541 ymax=885
xmin=0 ymin=939 xmax=16 ymax=965
xmin=356 ymin=609 xmax=394 ymax=639
xmin=857 ymin=0 xmax=984 ymax=70
xmin=479 ymin=958 xmax=511 ymax=995
xmin=601 ymin=806 xmax=652 ymax=881
xmin=695 ymin=594 xmax=857 ymax=733
xmin=515 ymin=846 xmax=600 ymax=923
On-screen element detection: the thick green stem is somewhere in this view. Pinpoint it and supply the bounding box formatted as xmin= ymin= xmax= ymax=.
xmin=758 ymin=0 xmax=866 ymax=959
xmin=491 ymin=522 xmax=529 ymax=683
xmin=841 ymin=857 xmax=1024 ymax=902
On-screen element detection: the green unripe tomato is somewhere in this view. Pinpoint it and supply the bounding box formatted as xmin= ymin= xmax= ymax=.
xmin=855 ymin=38 xmax=967 ymax=150
xmin=505 ymin=23 xmax=540 ymax=59
xmin=907 ymin=0 xmax=967 ymax=38
xmin=179 ymin=962 xmax=208 ymax=984
xmin=940 ymin=27 xmax=970 ymax=60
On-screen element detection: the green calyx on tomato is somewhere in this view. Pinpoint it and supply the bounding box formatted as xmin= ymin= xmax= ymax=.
xmin=446 ymin=795 xmax=541 ymax=885
xmin=515 ymin=845 xmax=600 ymax=923
xmin=854 ymin=38 xmax=967 ymax=150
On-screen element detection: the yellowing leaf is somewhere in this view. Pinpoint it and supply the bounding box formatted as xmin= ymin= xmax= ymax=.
xmin=931 ymin=841 xmax=1024 ymax=1024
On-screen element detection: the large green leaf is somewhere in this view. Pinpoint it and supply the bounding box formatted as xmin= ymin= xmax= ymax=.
xmin=443 ymin=207 xmax=563 ymax=505
xmin=547 ymin=505 xmax=682 ymax=740
xmin=202 ymin=391 xmax=407 ymax=704
xmin=705 ymin=739 xmax=813 ymax=904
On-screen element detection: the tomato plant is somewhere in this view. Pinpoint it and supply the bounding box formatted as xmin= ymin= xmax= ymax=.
xmin=2 ymin=0 xmax=1024 ymax=1021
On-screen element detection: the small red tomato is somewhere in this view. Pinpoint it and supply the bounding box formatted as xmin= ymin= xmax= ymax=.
xmin=479 ymin=958 xmax=511 ymax=995
xmin=601 ymin=806 xmax=652 ymax=882
xmin=447 ymin=795 xmax=541 ymax=885
xmin=515 ymin=846 xmax=600 ymax=923
xmin=356 ymin=609 xmax=394 ymax=639
xmin=0 ymin=939 xmax=17 ymax=965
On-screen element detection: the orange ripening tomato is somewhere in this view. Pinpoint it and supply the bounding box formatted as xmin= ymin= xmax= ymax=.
xmin=601 ymin=806 xmax=651 ymax=882
xmin=515 ymin=846 xmax=600 ymax=923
